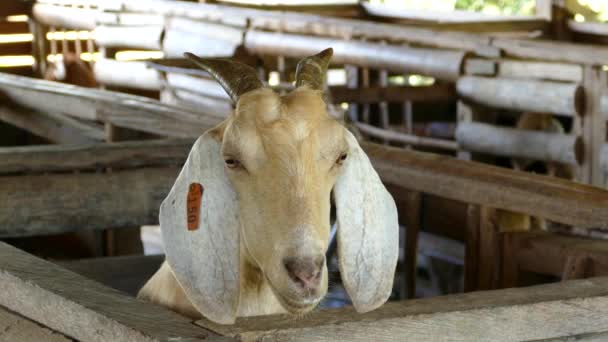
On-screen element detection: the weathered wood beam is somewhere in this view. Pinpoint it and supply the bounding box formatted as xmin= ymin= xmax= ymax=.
xmin=93 ymin=59 xmax=162 ymax=91
xmin=463 ymin=58 xmax=496 ymax=76
xmin=363 ymin=142 xmax=608 ymax=228
xmin=496 ymin=60 xmax=583 ymax=83
xmin=0 ymin=73 xmax=221 ymax=138
xmin=245 ymin=30 xmax=467 ymax=81
xmin=455 ymin=122 xmax=582 ymax=165
xmin=568 ymin=20 xmax=608 ymax=37
xmin=197 ymin=277 xmax=608 ymax=341
xmin=0 ymin=306 xmax=71 ymax=342
xmin=0 ymin=241 xmax=226 ymax=341
xmin=0 ymin=167 xmax=178 ymax=237
xmin=357 ymin=122 xmax=459 ymax=151
xmin=32 ymin=3 xmax=104 ymax=30
xmin=0 ymin=138 xmax=193 ymax=175
xmin=115 ymin=0 xmax=496 ymax=55
xmin=492 ymin=37 xmax=608 ymax=66
xmin=602 ymin=144 xmax=608 ymax=173
xmin=2 ymin=138 xmax=608 ymax=235
xmin=0 ymin=105 xmax=104 ymax=144
xmin=457 ymin=76 xmax=584 ymax=117
xmin=93 ymin=25 xmax=163 ymax=50
xmin=510 ymin=232 xmax=608 ymax=278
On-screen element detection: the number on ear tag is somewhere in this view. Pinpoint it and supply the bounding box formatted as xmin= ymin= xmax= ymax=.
xmin=187 ymin=183 xmax=203 ymax=231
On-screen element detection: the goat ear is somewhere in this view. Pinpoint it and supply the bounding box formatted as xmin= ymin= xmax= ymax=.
xmin=334 ymin=130 xmax=399 ymax=313
xmin=160 ymin=130 xmax=240 ymax=324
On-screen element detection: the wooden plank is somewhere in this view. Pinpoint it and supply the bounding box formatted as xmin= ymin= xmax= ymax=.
xmin=477 ymin=206 xmax=500 ymax=290
xmin=497 ymin=60 xmax=583 ymax=83
xmin=404 ymin=191 xmax=421 ymax=299
xmin=3 ymin=137 xmax=608 ymax=233
xmin=463 ymin=58 xmax=496 ymax=76
xmin=0 ymin=73 xmax=221 ymax=138
xmin=0 ymin=105 xmax=103 ymax=144
xmin=94 ymin=59 xmax=162 ymax=91
xmin=562 ymin=255 xmax=592 ymax=281
xmin=0 ymin=306 xmax=72 ymax=342
xmin=455 ymin=121 xmax=582 ymax=165
xmin=356 ymin=122 xmax=459 ymax=151
xmin=363 ymin=142 xmax=608 ymax=228
xmin=0 ymin=241 xmax=226 ymax=341
xmin=0 ymin=167 xmax=178 ymax=237
xmin=197 ymin=277 xmax=608 ymax=341
xmin=361 ymin=1 xmax=545 ymax=24
xmin=457 ymin=76 xmax=584 ymax=117
xmin=330 ymin=84 xmax=455 ymax=104
xmin=464 ymin=204 xmax=480 ymax=292
xmin=581 ymin=66 xmax=605 ymax=186
xmin=513 ymin=232 xmax=608 ymax=278
xmin=245 ymin=30 xmax=467 ymax=81
xmin=0 ymin=138 xmax=193 ymax=174
xmin=492 ymin=38 xmax=608 ymax=66
xmin=568 ymin=20 xmax=608 ymax=37
xmin=118 ymin=0 xmax=496 ymax=55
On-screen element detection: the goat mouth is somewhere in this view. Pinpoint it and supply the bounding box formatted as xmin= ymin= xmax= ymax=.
xmin=265 ymin=276 xmax=322 ymax=314
xmin=278 ymin=295 xmax=320 ymax=314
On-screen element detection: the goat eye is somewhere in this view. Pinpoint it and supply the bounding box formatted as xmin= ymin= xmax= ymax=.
xmin=336 ymin=153 xmax=348 ymax=165
xmin=224 ymin=159 xmax=240 ymax=169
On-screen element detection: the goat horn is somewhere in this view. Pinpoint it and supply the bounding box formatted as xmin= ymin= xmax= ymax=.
xmin=184 ymin=52 xmax=263 ymax=103
xmin=295 ymin=48 xmax=333 ymax=91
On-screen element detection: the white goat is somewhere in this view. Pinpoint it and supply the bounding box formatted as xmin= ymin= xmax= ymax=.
xmin=138 ymin=48 xmax=399 ymax=324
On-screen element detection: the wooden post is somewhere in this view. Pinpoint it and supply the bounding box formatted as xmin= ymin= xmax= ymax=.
xmin=580 ymin=66 xmax=606 ymax=186
xmin=464 ymin=204 xmax=480 ymax=292
xmin=562 ymin=255 xmax=592 ymax=281
xmin=477 ymin=206 xmax=501 ymax=290
xmin=404 ymin=191 xmax=422 ymax=299
xmin=501 ymin=232 xmax=520 ymax=288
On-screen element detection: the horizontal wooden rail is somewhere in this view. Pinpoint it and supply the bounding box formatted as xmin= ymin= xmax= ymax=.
xmin=1 ymin=137 xmax=607 ymax=237
xmin=245 ymin=30 xmax=467 ymax=81
xmin=507 ymin=232 xmax=608 ymax=279
xmin=456 ymin=122 xmax=582 ymax=165
xmin=197 ymin=276 xmax=608 ymax=341
xmin=457 ymin=76 xmax=584 ymax=117
xmin=0 ymin=167 xmax=178 ymax=237
xmin=34 ymin=0 xmax=608 ymax=65
xmin=0 ymin=138 xmax=193 ymax=175
xmin=0 ymin=241 xmax=224 ymax=342
xmin=364 ymin=143 xmax=608 ymax=228
xmin=0 ymin=73 xmax=221 ymax=138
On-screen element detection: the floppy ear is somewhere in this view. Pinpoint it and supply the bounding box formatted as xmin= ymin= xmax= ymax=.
xmin=160 ymin=130 xmax=240 ymax=324
xmin=334 ymin=130 xmax=399 ymax=312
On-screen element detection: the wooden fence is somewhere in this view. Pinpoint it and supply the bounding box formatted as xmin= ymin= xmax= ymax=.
xmin=1 ymin=74 xmax=608 ymax=339
xmin=26 ymin=0 xmax=608 ymax=189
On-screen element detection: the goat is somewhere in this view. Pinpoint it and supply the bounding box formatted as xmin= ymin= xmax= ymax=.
xmin=137 ymin=48 xmax=399 ymax=324
xmin=44 ymin=53 xmax=98 ymax=88
xmin=498 ymin=112 xmax=574 ymax=232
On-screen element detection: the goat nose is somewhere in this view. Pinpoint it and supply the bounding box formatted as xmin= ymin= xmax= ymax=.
xmin=283 ymin=255 xmax=324 ymax=289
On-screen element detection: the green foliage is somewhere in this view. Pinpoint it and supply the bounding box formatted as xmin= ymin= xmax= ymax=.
xmin=454 ymin=0 xmax=535 ymax=15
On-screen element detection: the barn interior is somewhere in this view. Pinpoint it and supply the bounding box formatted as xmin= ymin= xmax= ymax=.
xmin=1 ymin=0 xmax=608 ymax=340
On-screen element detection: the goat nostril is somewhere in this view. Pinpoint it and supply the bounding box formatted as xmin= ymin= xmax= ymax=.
xmin=283 ymin=256 xmax=324 ymax=289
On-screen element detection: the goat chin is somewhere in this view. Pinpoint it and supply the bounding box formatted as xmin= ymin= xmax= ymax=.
xmin=138 ymin=261 xmax=288 ymax=319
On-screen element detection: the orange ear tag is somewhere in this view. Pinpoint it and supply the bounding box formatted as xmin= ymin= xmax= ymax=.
xmin=187 ymin=183 xmax=203 ymax=231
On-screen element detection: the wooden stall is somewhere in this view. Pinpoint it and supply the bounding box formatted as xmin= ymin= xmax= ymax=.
xmin=1 ymin=74 xmax=608 ymax=340
xmin=26 ymin=0 xmax=608 ymax=190
xmin=2 ymin=0 xmax=608 ymax=340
